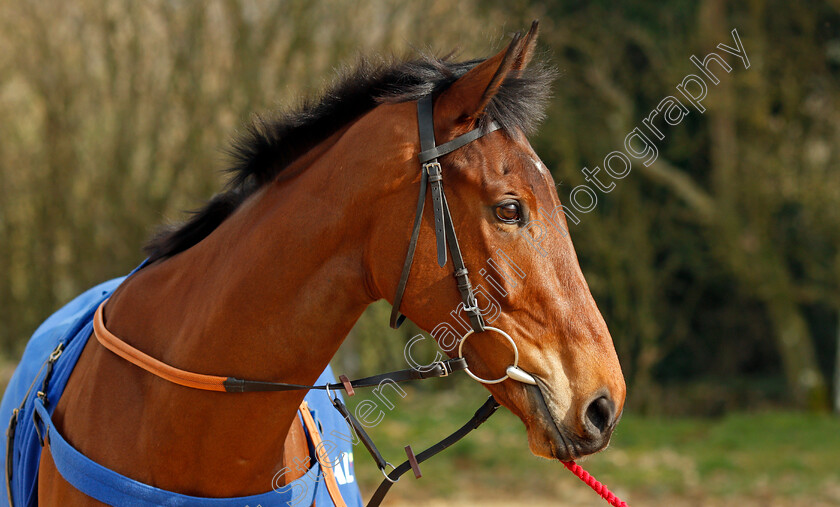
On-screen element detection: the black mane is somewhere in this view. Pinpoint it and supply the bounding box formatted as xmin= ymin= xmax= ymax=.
xmin=144 ymin=53 xmax=555 ymax=263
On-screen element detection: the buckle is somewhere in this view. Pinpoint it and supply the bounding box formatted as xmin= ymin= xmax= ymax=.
xmin=462 ymin=294 xmax=480 ymax=314
xmin=424 ymin=161 xmax=442 ymax=181
xmin=380 ymin=462 xmax=399 ymax=483
xmin=48 ymin=344 xmax=63 ymax=363
xmin=431 ymin=360 xmax=451 ymax=377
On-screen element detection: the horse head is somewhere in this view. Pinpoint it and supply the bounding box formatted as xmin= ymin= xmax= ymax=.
xmin=365 ymin=23 xmax=626 ymax=461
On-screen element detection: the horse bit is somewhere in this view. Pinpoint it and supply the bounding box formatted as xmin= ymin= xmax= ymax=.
xmin=90 ymin=94 xmax=539 ymax=506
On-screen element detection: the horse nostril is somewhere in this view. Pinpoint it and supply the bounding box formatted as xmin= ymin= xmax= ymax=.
xmin=584 ymin=396 xmax=614 ymax=435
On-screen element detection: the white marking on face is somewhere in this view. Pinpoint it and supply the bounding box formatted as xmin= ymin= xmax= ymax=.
xmin=551 ymin=360 xmax=573 ymax=422
xmin=532 ymin=157 xmax=549 ymax=176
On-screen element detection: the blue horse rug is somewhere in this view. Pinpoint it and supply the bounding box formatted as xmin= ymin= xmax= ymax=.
xmin=0 ymin=265 xmax=363 ymax=506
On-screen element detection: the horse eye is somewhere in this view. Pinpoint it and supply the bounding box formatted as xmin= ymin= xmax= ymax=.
xmin=494 ymin=202 xmax=521 ymax=223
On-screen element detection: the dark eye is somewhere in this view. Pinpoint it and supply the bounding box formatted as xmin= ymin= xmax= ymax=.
xmin=494 ymin=201 xmax=521 ymax=223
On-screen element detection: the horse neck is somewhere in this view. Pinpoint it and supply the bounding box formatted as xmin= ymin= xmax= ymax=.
xmin=101 ymin=120 xmax=381 ymax=453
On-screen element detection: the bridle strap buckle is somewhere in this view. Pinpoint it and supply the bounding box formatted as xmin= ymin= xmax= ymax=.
xmin=431 ymin=360 xmax=451 ymax=378
xmin=423 ymin=161 xmax=442 ymax=182
xmin=462 ymin=293 xmax=480 ymax=315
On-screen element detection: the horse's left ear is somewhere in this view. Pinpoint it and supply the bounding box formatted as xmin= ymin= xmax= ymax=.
xmin=512 ymin=20 xmax=539 ymax=76
xmin=435 ymin=21 xmax=539 ymax=123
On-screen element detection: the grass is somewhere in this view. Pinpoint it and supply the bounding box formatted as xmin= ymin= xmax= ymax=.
xmin=345 ymin=378 xmax=840 ymax=505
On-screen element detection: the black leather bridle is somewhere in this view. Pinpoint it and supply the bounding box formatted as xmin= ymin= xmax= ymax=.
xmin=389 ymin=94 xmax=500 ymax=334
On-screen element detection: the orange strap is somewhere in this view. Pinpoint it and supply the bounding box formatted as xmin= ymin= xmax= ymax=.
xmin=93 ymin=299 xmax=347 ymax=507
xmin=95 ymin=300 xmax=348 ymax=505
xmin=93 ymin=300 xmax=228 ymax=392
xmin=299 ymin=401 xmax=348 ymax=507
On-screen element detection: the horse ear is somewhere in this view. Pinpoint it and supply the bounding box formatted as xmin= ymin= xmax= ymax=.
xmin=512 ymin=21 xmax=539 ymax=76
xmin=435 ymin=30 xmax=527 ymax=123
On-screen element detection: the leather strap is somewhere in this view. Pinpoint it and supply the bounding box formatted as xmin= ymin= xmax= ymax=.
xmin=94 ymin=300 xmax=466 ymax=394
xmin=4 ymin=409 xmax=16 ymax=507
xmin=223 ymin=358 xmax=466 ymax=393
xmin=365 ymin=396 xmax=500 ymax=507
xmin=442 ymin=194 xmax=485 ymax=332
xmin=94 ymin=303 xmax=228 ymax=392
xmin=427 ymin=161 xmax=448 ymax=267
xmin=5 ymin=342 xmax=60 ymax=507
xmin=389 ymin=94 xmax=498 ymax=331
xmin=388 ymin=167 xmax=429 ymax=329
xmin=299 ymin=401 xmax=347 ymax=507
xmin=329 ymin=396 xmax=389 ymax=472
xmin=417 ymin=122 xmax=502 ymax=164
xmin=416 ymin=95 xmax=501 ymax=165
xmin=418 ymin=96 xmax=448 ymax=266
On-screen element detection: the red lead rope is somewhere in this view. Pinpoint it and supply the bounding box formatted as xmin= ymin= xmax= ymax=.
xmin=562 ymin=461 xmax=628 ymax=507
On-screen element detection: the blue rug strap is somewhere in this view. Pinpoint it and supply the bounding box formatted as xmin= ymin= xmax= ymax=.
xmin=31 ymin=398 xmax=319 ymax=506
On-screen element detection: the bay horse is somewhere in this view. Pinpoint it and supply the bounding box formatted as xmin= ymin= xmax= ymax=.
xmin=6 ymin=22 xmax=625 ymax=505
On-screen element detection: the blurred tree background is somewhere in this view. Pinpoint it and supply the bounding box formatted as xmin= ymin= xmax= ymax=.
xmin=1 ymin=0 xmax=839 ymax=421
